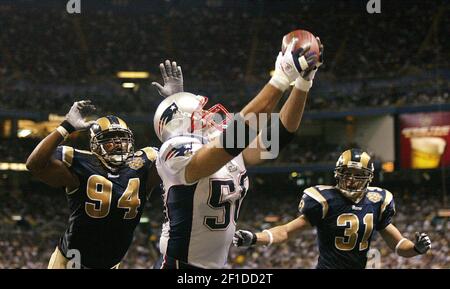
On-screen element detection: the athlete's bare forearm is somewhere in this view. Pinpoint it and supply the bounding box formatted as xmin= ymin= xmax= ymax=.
xmin=380 ymin=224 xmax=431 ymax=258
xmin=240 ymin=83 xmax=284 ymax=124
xmin=26 ymin=131 xmax=64 ymax=172
xmin=255 ymin=215 xmax=311 ymax=246
xmin=279 ymin=88 xmax=308 ymax=133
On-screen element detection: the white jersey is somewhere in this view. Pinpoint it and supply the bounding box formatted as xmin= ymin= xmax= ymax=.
xmin=156 ymin=135 xmax=249 ymax=269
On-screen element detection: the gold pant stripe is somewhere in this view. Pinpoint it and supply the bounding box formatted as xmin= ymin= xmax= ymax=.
xmin=48 ymin=247 xmax=69 ymax=269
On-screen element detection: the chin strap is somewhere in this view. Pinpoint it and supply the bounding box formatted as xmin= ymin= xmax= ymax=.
xmin=339 ymin=187 xmax=366 ymax=203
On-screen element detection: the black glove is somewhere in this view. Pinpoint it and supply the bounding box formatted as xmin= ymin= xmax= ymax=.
xmin=413 ymin=232 xmax=431 ymax=254
xmin=233 ymin=230 xmax=257 ymax=247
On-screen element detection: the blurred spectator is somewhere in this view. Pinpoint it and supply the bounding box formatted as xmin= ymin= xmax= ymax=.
xmin=0 ymin=1 xmax=448 ymax=115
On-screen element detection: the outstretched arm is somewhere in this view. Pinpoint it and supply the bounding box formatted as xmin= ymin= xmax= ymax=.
xmin=185 ymin=39 xmax=319 ymax=183
xmin=279 ymin=37 xmax=323 ymax=133
xmin=234 ymin=215 xmax=312 ymax=247
xmin=185 ymin=84 xmax=285 ymax=183
xmin=379 ymin=224 xmax=431 ymax=257
xmin=243 ymin=38 xmax=323 ymax=166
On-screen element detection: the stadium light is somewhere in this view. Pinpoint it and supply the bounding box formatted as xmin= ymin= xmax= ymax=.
xmin=0 ymin=162 xmax=28 ymax=171
xmin=140 ymin=217 xmax=149 ymax=223
xmin=117 ymin=71 xmax=149 ymax=79
xmin=437 ymin=209 xmax=450 ymax=217
xmin=17 ymin=129 xmax=32 ymax=138
xmin=122 ymin=82 xmax=136 ymax=89
xmin=382 ymin=162 xmax=394 ymax=173
xmin=48 ymin=114 xmax=65 ymax=122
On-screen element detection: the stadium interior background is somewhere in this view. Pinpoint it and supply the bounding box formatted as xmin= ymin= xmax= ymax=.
xmin=0 ymin=0 xmax=448 ymax=268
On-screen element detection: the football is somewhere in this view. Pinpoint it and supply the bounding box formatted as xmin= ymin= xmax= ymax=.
xmin=281 ymin=29 xmax=320 ymax=56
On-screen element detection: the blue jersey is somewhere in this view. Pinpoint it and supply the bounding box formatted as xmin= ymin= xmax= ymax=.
xmin=54 ymin=145 xmax=157 ymax=268
xmin=299 ymin=185 xmax=396 ymax=269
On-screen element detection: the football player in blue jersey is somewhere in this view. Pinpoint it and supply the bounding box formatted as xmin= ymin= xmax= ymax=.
xmin=233 ymin=149 xmax=432 ymax=269
xmin=25 ymin=60 xmax=187 ymax=268
xmin=26 ymin=105 xmax=161 ymax=268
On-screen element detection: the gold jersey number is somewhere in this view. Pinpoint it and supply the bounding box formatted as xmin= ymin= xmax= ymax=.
xmin=85 ymin=175 xmax=141 ymax=219
xmin=335 ymin=213 xmax=373 ymax=251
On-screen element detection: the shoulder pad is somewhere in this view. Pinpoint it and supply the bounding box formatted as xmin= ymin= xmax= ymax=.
xmin=315 ymin=185 xmax=335 ymax=192
xmin=140 ymin=147 xmax=158 ymax=162
xmin=303 ymin=186 xmax=329 ymax=219
xmin=367 ymin=186 xmax=385 ymax=193
xmin=380 ymin=188 xmax=394 ymax=215
xmin=61 ymin=146 xmax=75 ymax=167
xmin=74 ymin=149 xmax=93 ymax=155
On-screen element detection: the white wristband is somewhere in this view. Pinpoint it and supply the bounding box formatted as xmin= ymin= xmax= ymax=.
xmin=263 ymin=229 xmax=274 ymax=247
xmin=294 ymin=77 xmax=313 ymax=92
xmin=56 ymin=126 xmax=69 ymax=140
xmin=395 ymin=238 xmax=408 ymax=255
xmin=269 ymin=74 xmax=290 ymax=92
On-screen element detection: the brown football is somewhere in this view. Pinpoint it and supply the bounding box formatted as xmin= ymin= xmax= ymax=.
xmin=281 ymin=29 xmax=320 ymax=56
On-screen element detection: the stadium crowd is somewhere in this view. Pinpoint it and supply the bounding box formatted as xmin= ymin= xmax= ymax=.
xmin=0 ymin=1 xmax=448 ymax=115
xmin=0 ymin=1 xmax=447 ymax=82
xmin=1 ymin=84 xmax=449 ymax=116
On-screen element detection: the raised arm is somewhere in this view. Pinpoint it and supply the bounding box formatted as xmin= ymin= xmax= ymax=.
xmin=26 ymin=100 xmax=95 ymax=190
xmin=185 ymin=39 xmax=318 ymax=183
xmin=243 ymin=38 xmax=323 ymax=166
xmin=152 ymin=60 xmax=184 ymax=98
xmin=233 ymin=215 xmax=312 ymax=247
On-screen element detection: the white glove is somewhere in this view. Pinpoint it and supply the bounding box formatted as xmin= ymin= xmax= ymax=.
xmin=295 ymin=36 xmax=324 ymax=91
xmin=152 ymin=60 xmax=183 ymax=97
xmin=65 ymin=100 xmax=96 ymax=131
xmin=300 ymin=37 xmax=324 ymax=81
xmin=414 ymin=232 xmax=431 ymax=254
xmin=270 ymin=39 xmax=318 ymax=92
xmin=233 ymin=230 xmax=257 ymax=247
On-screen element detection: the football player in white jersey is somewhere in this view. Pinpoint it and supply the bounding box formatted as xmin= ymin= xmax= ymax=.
xmin=153 ymin=38 xmax=323 ymax=268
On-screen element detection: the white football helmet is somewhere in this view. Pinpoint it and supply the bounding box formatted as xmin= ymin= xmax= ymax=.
xmin=153 ymin=92 xmax=231 ymax=142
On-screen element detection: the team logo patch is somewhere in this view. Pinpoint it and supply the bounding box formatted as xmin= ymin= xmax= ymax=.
xmin=226 ymin=162 xmax=238 ymax=173
xmin=298 ymin=199 xmax=305 ymax=212
xmin=159 ymin=102 xmax=179 ymax=136
xmin=366 ymin=192 xmax=382 ymax=203
xmin=165 ymin=144 xmax=193 ymax=161
xmin=128 ymin=157 xmax=145 ymax=170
